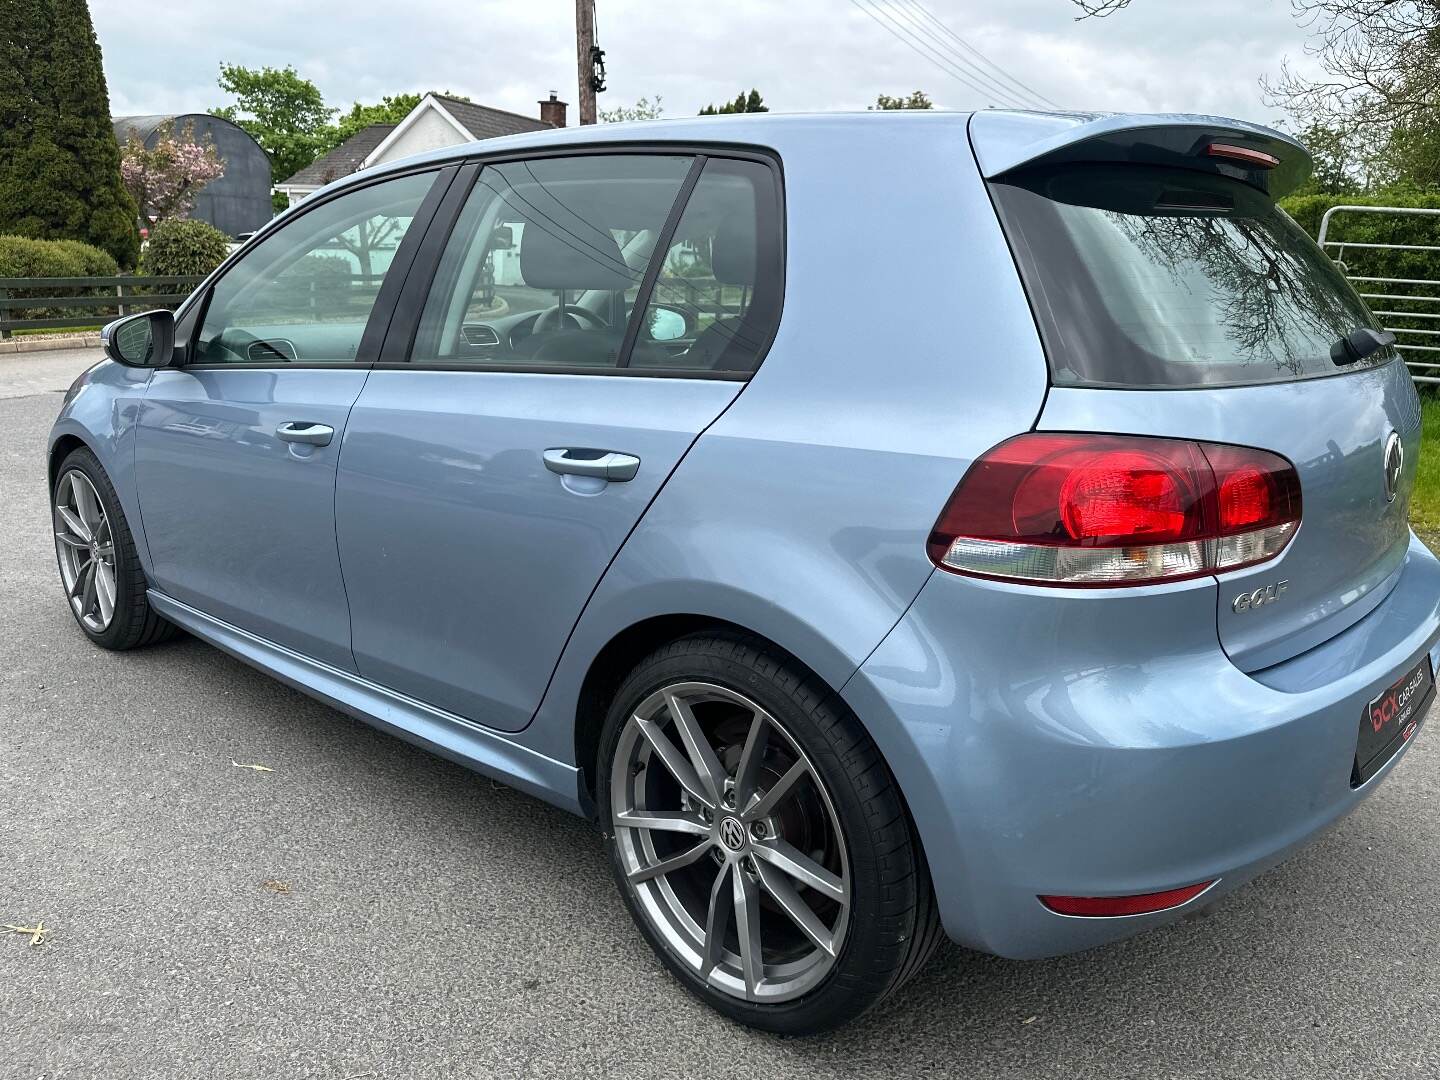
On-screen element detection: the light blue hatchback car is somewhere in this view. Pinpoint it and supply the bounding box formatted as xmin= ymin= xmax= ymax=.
xmin=50 ymin=110 xmax=1440 ymax=1033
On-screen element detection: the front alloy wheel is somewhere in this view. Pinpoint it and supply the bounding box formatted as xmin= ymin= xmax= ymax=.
xmin=52 ymin=447 xmax=176 ymax=650
xmin=54 ymin=468 xmax=118 ymax=633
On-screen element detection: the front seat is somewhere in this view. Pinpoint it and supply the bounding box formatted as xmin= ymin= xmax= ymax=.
xmin=516 ymin=223 xmax=635 ymax=367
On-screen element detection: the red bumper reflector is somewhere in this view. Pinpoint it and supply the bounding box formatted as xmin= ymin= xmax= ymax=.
xmin=1039 ymin=881 xmax=1216 ymax=917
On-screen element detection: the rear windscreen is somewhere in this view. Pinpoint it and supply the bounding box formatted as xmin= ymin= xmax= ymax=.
xmin=989 ymin=164 xmax=1394 ymax=388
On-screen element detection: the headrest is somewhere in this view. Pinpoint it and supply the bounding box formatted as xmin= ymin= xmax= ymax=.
xmin=711 ymin=221 xmax=757 ymax=286
xmin=520 ymin=222 xmax=634 ymax=291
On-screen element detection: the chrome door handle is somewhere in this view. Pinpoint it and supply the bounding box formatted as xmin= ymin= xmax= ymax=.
xmin=276 ymin=422 xmax=334 ymax=447
xmin=543 ymin=448 xmax=641 ymax=482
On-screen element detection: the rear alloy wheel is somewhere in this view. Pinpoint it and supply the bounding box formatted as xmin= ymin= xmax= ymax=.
xmin=52 ymin=447 xmax=176 ymax=650
xmin=599 ymin=633 xmax=941 ymax=1034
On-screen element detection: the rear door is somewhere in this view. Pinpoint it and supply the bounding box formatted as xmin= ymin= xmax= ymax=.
xmin=136 ymin=169 xmax=444 ymax=670
xmin=334 ymin=151 xmax=784 ymax=730
xmin=984 ymin=143 xmax=1418 ymax=671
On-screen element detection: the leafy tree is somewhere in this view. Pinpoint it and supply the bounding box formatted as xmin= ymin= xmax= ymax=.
xmin=119 ymin=122 xmax=226 ymax=224
xmin=872 ymin=91 xmax=934 ymax=110
xmin=213 ymin=64 xmax=336 ymax=183
xmin=601 ymin=95 xmax=664 ymax=122
xmin=139 ymin=218 xmax=231 ymax=277
xmin=699 ymin=89 xmax=768 ymax=115
xmin=1286 ymin=122 xmax=1368 ymax=196
xmin=0 ymin=0 xmax=140 ymax=267
xmin=326 ymin=93 xmax=424 ymax=151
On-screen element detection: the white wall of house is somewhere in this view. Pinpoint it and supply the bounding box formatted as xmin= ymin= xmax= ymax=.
xmin=368 ymin=108 xmax=469 ymax=167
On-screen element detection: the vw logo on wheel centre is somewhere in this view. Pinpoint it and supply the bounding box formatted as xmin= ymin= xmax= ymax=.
xmin=718 ymin=816 xmax=747 ymax=851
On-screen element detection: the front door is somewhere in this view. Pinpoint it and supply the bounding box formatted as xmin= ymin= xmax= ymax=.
xmin=135 ymin=169 xmax=442 ymax=670
xmin=335 ymin=152 xmax=784 ymax=729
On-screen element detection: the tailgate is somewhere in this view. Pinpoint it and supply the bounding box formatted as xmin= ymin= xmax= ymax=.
xmin=1039 ymin=360 xmax=1420 ymax=670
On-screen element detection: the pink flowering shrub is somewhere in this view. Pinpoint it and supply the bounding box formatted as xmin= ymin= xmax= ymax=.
xmin=120 ymin=122 xmax=226 ymax=223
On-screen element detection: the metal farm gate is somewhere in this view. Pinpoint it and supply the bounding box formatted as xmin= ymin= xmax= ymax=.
xmin=1318 ymin=204 xmax=1440 ymax=385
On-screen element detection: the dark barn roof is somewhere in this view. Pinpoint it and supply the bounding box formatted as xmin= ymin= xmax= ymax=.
xmin=112 ymin=113 xmax=273 ymax=237
xmin=279 ymin=124 xmax=396 ymax=188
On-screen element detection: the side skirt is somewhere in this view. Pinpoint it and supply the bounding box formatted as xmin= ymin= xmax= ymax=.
xmin=148 ymin=591 xmax=585 ymax=816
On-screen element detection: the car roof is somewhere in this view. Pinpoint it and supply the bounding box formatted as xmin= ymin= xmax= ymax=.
xmin=289 ymin=107 xmax=1312 ymax=211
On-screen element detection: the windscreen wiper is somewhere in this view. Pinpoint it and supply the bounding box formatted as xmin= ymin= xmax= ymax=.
xmin=1331 ymin=327 xmax=1396 ymax=366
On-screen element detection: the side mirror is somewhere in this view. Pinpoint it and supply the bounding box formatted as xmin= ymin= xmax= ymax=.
xmin=101 ymin=310 xmax=174 ymax=368
xmin=647 ymin=305 xmax=690 ymax=342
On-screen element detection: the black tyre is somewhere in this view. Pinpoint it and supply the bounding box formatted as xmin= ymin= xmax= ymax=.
xmin=598 ymin=630 xmax=942 ymax=1034
xmin=52 ymin=446 xmax=176 ymax=650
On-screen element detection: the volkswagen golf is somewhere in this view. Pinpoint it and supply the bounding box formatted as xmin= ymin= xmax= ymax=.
xmin=48 ymin=110 xmax=1440 ymax=1033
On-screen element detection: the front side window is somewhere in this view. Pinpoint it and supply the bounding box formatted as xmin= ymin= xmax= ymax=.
xmin=194 ymin=170 xmax=435 ymax=364
xmin=990 ymin=164 xmax=1391 ymax=388
xmin=414 ymin=155 xmax=693 ymax=369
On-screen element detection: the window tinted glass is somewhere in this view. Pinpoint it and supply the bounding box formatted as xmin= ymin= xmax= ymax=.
xmin=990 ymin=165 xmax=1391 ymax=388
xmin=629 ymin=158 xmax=783 ymax=374
xmin=413 ymin=155 xmax=692 ymax=368
xmin=195 ymin=171 xmax=434 ymax=364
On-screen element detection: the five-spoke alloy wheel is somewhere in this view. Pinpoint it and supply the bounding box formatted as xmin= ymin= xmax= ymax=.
xmin=51 ymin=447 xmax=175 ymax=650
xmin=611 ymin=681 xmax=851 ymax=1004
xmin=599 ymin=632 xmax=942 ymax=1034
xmin=54 ymin=468 xmax=119 ymax=633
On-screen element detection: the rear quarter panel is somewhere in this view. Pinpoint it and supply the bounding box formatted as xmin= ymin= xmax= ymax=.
xmin=523 ymin=114 xmax=1051 ymax=763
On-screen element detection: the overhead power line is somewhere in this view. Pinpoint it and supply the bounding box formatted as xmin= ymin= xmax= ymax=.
xmin=891 ymin=0 xmax=1061 ymax=110
xmin=847 ymin=0 xmax=1029 ymax=107
xmin=847 ymin=0 xmax=1058 ymax=112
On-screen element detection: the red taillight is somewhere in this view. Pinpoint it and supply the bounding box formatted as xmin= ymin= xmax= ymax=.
xmin=928 ymin=434 xmax=1300 ymax=587
xmin=1039 ymin=881 xmax=1216 ymax=917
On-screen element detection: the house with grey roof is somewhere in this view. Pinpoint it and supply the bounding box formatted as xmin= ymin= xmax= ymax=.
xmin=275 ymin=92 xmax=566 ymax=204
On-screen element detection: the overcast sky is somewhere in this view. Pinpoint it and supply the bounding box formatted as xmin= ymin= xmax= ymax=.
xmin=94 ymin=0 xmax=1322 ymax=129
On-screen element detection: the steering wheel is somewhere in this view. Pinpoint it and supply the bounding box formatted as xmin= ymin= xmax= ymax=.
xmin=533 ymin=304 xmax=608 ymax=332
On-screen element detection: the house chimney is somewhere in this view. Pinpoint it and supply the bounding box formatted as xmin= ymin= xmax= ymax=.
xmin=539 ymin=91 xmax=568 ymax=128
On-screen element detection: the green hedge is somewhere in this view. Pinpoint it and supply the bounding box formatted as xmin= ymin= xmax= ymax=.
xmin=138 ymin=219 xmax=230 ymax=278
xmin=0 ymin=234 xmax=120 ymax=323
xmin=0 ymin=234 xmax=119 ymax=277
xmin=1281 ymin=192 xmax=1440 ymax=343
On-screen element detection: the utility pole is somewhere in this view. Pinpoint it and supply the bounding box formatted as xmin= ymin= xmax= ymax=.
xmin=576 ymin=0 xmax=598 ymax=125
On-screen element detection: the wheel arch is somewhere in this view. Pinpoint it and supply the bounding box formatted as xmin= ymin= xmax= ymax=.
xmin=569 ymin=611 xmax=930 ymax=883
xmin=48 ymin=433 xmax=89 ymax=493
xmin=573 ymin=613 xmax=756 ymax=813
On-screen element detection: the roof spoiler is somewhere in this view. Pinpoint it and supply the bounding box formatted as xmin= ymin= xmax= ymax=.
xmin=969 ymin=111 xmax=1312 ymax=198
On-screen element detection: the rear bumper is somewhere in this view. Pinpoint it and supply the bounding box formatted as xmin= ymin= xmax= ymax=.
xmin=843 ymin=531 xmax=1440 ymax=959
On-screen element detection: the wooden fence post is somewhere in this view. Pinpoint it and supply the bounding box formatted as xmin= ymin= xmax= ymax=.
xmin=115 ymin=282 xmax=126 ymax=319
xmin=0 ymin=286 xmax=8 ymax=339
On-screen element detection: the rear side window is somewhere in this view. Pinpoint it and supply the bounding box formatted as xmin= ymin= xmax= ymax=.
xmin=631 ymin=158 xmax=784 ymax=374
xmin=990 ymin=165 xmax=1392 ymax=388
